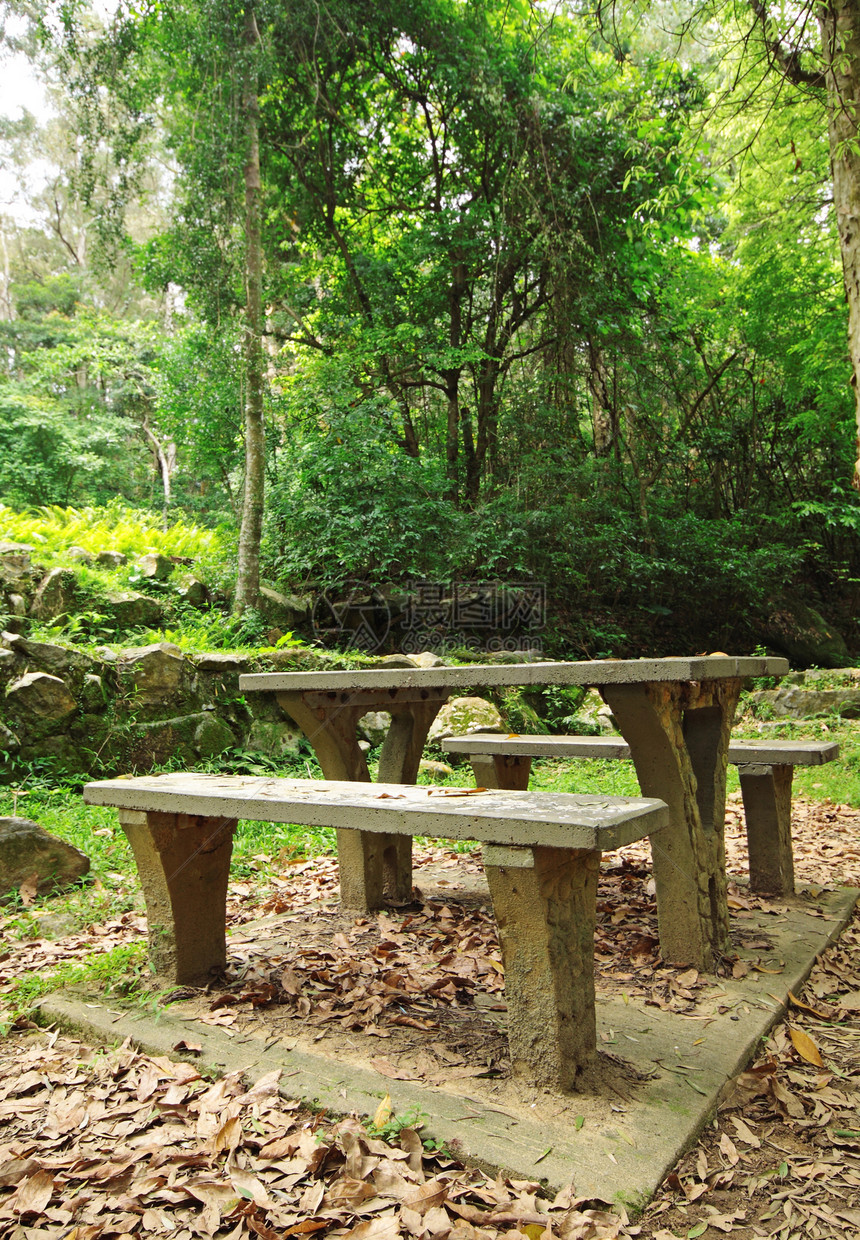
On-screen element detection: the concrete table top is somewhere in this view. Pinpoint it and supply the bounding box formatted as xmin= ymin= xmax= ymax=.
xmin=239 ymin=655 xmax=788 ymax=693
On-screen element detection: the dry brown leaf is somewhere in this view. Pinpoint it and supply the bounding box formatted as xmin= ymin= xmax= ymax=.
xmin=372 ymin=1094 xmax=392 ymax=1130
xmin=788 ymin=1026 xmax=825 ymax=1067
xmin=10 ymin=1169 xmax=54 ymax=1215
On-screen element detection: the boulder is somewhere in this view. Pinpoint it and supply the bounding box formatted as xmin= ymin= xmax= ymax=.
xmin=428 ymin=696 xmax=505 ymax=741
xmin=7 ymin=594 xmax=26 ymax=616
xmin=5 ymin=672 xmax=78 ymax=722
xmin=67 ymin=546 xmax=94 ymax=564
xmin=258 ymin=586 xmax=311 ymax=629
xmin=115 ymin=643 xmax=186 ymax=704
xmin=573 ymin=688 xmax=618 ymax=735
xmin=193 ymin=713 xmax=236 ymax=758
xmin=377 ymin=654 xmax=419 ymax=669
xmin=419 ymin=758 xmax=455 ymax=779
xmin=136 ymin=552 xmax=173 ymax=581
xmin=102 ymin=590 xmax=166 ymax=631
xmin=177 ymin=577 xmax=209 ymax=608
xmin=764 ymin=600 xmax=850 ymax=668
xmin=0 ymin=720 xmax=20 ymax=752
xmin=245 ymin=719 xmax=304 ymax=760
xmin=359 ymin=711 xmax=391 ymax=746
xmin=748 ymin=685 xmax=860 ymax=720
xmin=0 ymin=817 xmax=90 ymax=900
xmin=1 ymin=634 xmax=97 ymax=678
xmin=0 ymin=543 xmax=33 ymax=574
xmin=31 ymin=567 xmax=79 ymax=622
xmin=410 ymin=651 xmax=446 ymax=668
xmin=96 ymin=551 xmax=128 ymax=569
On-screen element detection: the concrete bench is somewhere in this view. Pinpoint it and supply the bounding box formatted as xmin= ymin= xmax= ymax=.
xmin=83 ymin=773 xmax=668 ymax=1090
xmin=440 ymin=735 xmax=839 ymax=896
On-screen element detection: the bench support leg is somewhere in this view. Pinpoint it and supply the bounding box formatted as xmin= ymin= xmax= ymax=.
xmin=737 ymin=763 xmax=795 ymax=894
xmin=118 ymin=810 xmax=237 ymax=984
xmin=601 ymin=678 xmax=741 ymax=970
xmin=469 ymin=754 xmax=532 ymax=791
xmin=484 ymin=844 xmax=599 ymax=1090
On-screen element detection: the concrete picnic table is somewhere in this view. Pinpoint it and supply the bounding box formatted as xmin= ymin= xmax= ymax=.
xmin=239 ymin=655 xmax=788 ymax=970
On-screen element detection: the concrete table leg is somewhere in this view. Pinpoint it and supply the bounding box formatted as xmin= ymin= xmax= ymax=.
xmin=737 ymin=763 xmax=795 ymax=894
xmin=118 ymin=810 xmax=237 ymax=984
xmin=483 ymin=843 xmax=600 ymax=1090
xmin=275 ymin=690 xmax=444 ymax=911
xmin=469 ymin=753 xmax=533 ymax=791
xmin=600 ymin=678 xmax=741 ymax=970
xmin=374 ymin=700 xmax=445 ymax=901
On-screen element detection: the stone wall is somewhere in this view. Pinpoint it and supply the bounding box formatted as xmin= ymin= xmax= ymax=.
xmin=0 ymin=635 xmax=332 ymax=779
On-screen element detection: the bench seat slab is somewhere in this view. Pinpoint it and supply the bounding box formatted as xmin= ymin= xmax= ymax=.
xmin=119 ymin=810 xmax=237 ymax=984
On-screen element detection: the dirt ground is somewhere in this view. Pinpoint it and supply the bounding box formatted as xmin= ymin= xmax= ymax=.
xmin=1 ymin=792 xmax=859 ymax=1240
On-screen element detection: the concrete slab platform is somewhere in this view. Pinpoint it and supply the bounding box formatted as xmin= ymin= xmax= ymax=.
xmin=38 ymin=886 xmax=857 ymax=1213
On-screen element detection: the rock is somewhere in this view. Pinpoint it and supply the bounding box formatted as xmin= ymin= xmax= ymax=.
xmin=1 ymin=634 xmax=97 ymax=677
xmin=573 ymin=688 xmax=617 ymax=734
xmin=8 ymin=594 xmax=26 ymax=616
xmin=428 ymin=696 xmax=505 ymax=741
xmin=31 ymin=567 xmax=78 ymax=622
xmin=258 ymin=586 xmax=311 ymax=628
xmin=748 ymin=685 xmax=860 ymax=720
xmin=191 ymin=652 xmax=247 ymax=672
xmin=5 ymin=672 xmax=78 ymax=722
xmin=96 ymin=551 xmax=128 ymax=569
xmin=486 ymin=649 xmax=545 ymax=664
xmin=0 ymin=817 xmax=90 ymax=900
xmin=411 ymin=651 xmax=446 ymax=668
xmin=177 ymin=577 xmax=209 ymax=608
xmin=0 ymin=720 xmax=20 ymax=752
xmin=193 ymin=714 xmax=236 ymax=758
xmin=136 ymin=552 xmax=174 ymax=581
xmin=419 ymin=758 xmax=455 ymax=778
xmin=245 ymin=719 xmax=304 ymax=760
xmin=359 ymin=711 xmax=391 ymax=746
xmin=115 ymin=643 xmax=186 ymax=704
xmin=0 ymin=543 xmax=33 ymax=573
xmin=378 ymin=654 xmax=419 ymax=668
xmin=67 ymin=546 xmax=94 ymax=563
xmin=102 ymin=590 xmax=166 ymax=631
xmin=764 ymin=600 xmax=850 ymax=668
xmin=80 ymin=674 xmax=106 ymax=712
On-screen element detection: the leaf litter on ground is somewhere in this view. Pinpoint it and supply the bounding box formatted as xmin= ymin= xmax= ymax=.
xmin=0 ymin=793 xmax=858 ymax=1238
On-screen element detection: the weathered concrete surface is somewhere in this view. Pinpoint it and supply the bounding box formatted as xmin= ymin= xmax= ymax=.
xmin=38 ymin=885 xmax=857 ymax=1212
xmin=240 ymin=655 xmax=788 ymax=694
xmin=83 ymin=774 xmax=670 ymax=852
xmin=442 ymin=734 xmax=840 ymax=767
xmin=485 ymin=845 xmax=600 ymax=1088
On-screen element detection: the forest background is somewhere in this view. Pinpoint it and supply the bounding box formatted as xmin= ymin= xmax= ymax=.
xmin=2 ymin=0 xmax=860 ymax=662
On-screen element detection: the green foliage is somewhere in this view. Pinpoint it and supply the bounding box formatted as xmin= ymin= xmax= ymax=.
xmin=0 ymin=503 xmax=225 ymax=563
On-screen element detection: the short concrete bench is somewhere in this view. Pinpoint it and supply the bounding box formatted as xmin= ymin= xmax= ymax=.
xmin=440 ymin=735 xmax=839 ymax=896
xmin=83 ymin=773 xmax=668 ymax=1090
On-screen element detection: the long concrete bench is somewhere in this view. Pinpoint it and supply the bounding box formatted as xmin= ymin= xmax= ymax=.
xmin=83 ymin=773 xmax=668 ymax=1090
xmin=440 ymin=734 xmax=840 ymax=896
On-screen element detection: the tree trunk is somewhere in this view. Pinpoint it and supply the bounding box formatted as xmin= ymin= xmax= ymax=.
xmin=235 ymin=3 xmax=266 ymax=615
xmin=819 ymin=0 xmax=860 ymax=488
